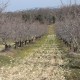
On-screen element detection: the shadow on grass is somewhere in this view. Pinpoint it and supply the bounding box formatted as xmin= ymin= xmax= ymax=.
xmin=55 ymin=37 xmax=80 ymax=80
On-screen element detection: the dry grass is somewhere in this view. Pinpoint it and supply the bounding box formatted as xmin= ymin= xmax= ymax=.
xmin=0 ymin=25 xmax=66 ymax=80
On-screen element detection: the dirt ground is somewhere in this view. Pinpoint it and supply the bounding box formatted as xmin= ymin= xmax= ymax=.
xmin=0 ymin=26 xmax=66 ymax=80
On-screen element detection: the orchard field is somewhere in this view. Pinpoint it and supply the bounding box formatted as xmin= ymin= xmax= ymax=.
xmin=0 ymin=2 xmax=80 ymax=80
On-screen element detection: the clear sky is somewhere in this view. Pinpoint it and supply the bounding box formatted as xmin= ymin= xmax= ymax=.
xmin=2 ymin=0 xmax=80 ymax=12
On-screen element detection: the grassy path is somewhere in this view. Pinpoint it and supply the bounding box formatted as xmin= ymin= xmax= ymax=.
xmin=0 ymin=25 xmax=66 ymax=80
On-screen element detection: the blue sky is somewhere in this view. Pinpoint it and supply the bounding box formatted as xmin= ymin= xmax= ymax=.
xmin=3 ymin=0 xmax=80 ymax=11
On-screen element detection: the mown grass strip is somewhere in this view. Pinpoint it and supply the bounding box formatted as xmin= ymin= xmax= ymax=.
xmin=54 ymin=34 xmax=80 ymax=80
xmin=14 ymin=35 xmax=47 ymax=58
xmin=0 ymin=35 xmax=47 ymax=66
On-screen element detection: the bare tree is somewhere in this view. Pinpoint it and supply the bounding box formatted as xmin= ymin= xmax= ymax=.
xmin=55 ymin=1 xmax=80 ymax=52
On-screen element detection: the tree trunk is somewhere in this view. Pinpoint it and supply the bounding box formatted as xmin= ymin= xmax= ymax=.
xmin=4 ymin=44 xmax=11 ymax=50
xmin=25 ymin=40 xmax=27 ymax=45
xmin=19 ymin=41 xmax=24 ymax=47
xmin=5 ymin=44 xmax=8 ymax=50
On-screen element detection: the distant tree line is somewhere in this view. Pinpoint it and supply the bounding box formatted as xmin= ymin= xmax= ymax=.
xmin=21 ymin=8 xmax=55 ymax=24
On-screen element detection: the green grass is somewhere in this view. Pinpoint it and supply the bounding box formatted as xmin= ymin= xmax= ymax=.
xmin=0 ymin=35 xmax=47 ymax=66
xmin=1 ymin=25 xmax=78 ymax=79
xmin=66 ymin=69 xmax=80 ymax=80
xmin=14 ymin=35 xmax=47 ymax=58
xmin=49 ymin=24 xmax=80 ymax=80
xmin=0 ymin=45 xmax=5 ymax=51
xmin=55 ymin=37 xmax=80 ymax=80
xmin=65 ymin=54 xmax=80 ymax=80
xmin=0 ymin=55 xmax=14 ymax=66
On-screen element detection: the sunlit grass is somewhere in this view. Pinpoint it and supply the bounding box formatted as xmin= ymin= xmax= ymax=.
xmin=0 ymin=35 xmax=47 ymax=66
xmin=14 ymin=35 xmax=47 ymax=58
xmin=0 ymin=25 xmax=66 ymax=80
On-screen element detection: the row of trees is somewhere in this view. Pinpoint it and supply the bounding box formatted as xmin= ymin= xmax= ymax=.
xmin=0 ymin=2 xmax=56 ymax=51
xmin=0 ymin=10 xmax=51 ymax=50
xmin=54 ymin=4 xmax=80 ymax=52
